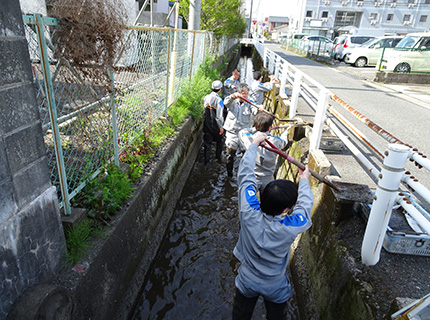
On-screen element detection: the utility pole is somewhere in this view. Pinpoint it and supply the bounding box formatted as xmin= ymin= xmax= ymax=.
xmin=189 ymin=0 xmax=201 ymax=30
xmin=247 ymin=0 xmax=254 ymax=38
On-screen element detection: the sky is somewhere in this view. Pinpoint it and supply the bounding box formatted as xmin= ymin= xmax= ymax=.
xmin=243 ymin=0 xmax=290 ymax=21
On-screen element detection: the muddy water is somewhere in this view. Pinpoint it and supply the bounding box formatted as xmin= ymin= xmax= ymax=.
xmin=131 ymin=150 xmax=300 ymax=319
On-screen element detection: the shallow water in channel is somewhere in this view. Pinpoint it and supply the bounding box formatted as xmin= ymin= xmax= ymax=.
xmin=131 ymin=148 xmax=300 ymax=320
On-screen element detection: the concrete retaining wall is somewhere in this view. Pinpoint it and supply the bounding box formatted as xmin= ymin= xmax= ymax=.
xmin=374 ymin=71 xmax=430 ymax=84
xmin=0 ymin=3 xmax=66 ymax=319
xmin=54 ymin=117 xmax=204 ymax=320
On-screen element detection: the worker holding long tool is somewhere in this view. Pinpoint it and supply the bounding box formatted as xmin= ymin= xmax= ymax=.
xmin=249 ymin=71 xmax=279 ymax=105
xmin=232 ymin=133 xmax=313 ymax=320
xmin=239 ymin=112 xmax=291 ymax=193
xmin=223 ymin=83 xmax=264 ymax=177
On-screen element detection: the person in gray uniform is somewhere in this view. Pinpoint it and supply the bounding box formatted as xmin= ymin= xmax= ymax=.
xmin=239 ymin=112 xmax=290 ymax=192
xmin=232 ymin=133 xmax=313 ymax=320
xmin=249 ymin=71 xmax=279 ymax=105
xmin=223 ymin=83 xmax=263 ymax=177
xmin=203 ymin=80 xmax=224 ymax=164
xmin=224 ymin=69 xmax=240 ymax=97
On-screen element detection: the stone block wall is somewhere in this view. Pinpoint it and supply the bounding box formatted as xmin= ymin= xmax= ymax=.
xmin=0 ymin=2 xmax=66 ymax=319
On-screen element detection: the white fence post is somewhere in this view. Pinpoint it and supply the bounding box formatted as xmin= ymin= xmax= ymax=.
xmin=289 ymin=70 xmax=302 ymax=118
xmin=361 ymin=144 xmax=411 ymax=266
xmin=309 ymin=89 xmax=330 ymax=151
xmin=263 ymin=47 xmax=268 ymax=69
xmin=274 ymin=59 xmax=280 ymax=80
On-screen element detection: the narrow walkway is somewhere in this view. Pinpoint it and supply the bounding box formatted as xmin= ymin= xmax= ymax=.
xmin=130 ymin=148 xmax=300 ymax=319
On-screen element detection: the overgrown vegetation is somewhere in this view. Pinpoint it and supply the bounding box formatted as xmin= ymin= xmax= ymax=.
xmin=47 ymin=0 xmax=128 ymax=92
xmin=179 ymin=0 xmax=247 ymax=38
xmin=65 ymin=57 xmax=222 ymax=264
xmin=64 ymin=219 xmax=97 ymax=264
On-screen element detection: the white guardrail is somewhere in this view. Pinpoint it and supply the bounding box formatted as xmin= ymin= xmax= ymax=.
xmin=252 ymin=39 xmax=430 ymax=266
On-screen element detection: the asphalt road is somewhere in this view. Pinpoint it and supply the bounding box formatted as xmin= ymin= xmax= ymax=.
xmin=264 ymin=42 xmax=430 ymax=201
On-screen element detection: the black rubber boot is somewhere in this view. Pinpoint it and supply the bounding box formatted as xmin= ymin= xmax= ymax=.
xmin=226 ymin=148 xmax=236 ymax=177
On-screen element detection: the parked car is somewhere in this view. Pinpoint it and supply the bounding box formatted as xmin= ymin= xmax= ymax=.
xmin=344 ymin=36 xmax=403 ymax=67
xmin=380 ymin=32 xmax=430 ymax=73
xmin=290 ymin=33 xmax=311 ymax=48
xmin=300 ymin=36 xmax=334 ymax=55
xmin=333 ymin=35 xmax=376 ymax=61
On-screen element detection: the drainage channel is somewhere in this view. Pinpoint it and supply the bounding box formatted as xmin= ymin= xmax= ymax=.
xmin=130 ymin=149 xmax=300 ymax=319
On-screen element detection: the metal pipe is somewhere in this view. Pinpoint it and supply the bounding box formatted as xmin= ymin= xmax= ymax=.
xmin=331 ymin=93 xmax=413 ymax=148
xmin=109 ymin=67 xmax=119 ymax=166
xmin=402 ymin=172 xmax=430 ymax=206
xmin=362 ymin=143 xmax=411 ymax=266
xmin=328 ymin=106 xmax=385 ymax=159
xmin=310 ymin=89 xmax=330 ymax=151
xmin=35 ymin=14 xmax=71 ymax=215
xmin=397 ymin=195 xmax=430 ymax=234
xmin=325 ymin=117 xmax=381 ymax=180
xmin=410 ymin=152 xmax=430 ymax=171
xmin=189 ymin=31 xmax=196 ymax=80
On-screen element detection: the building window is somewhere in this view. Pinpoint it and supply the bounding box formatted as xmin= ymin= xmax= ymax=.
xmin=322 ymin=11 xmax=329 ymax=18
xmin=425 ymin=0 xmax=430 ymax=4
xmin=306 ymin=10 xmax=313 ymax=18
xmin=391 ymin=0 xmax=397 ymax=2
xmin=334 ymin=11 xmax=362 ymax=27
xmin=370 ymin=13 xmax=378 ymax=20
xmin=387 ymin=14 xmax=394 ymax=21
xmin=408 ymin=0 xmax=414 ymax=3
xmin=420 ymin=15 xmax=428 ymax=22
xmin=403 ymin=14 xmax=411 ymax=22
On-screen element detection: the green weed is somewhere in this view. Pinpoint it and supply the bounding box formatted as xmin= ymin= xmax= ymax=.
xmin=65 ymin=219 xmax=95 ymax=264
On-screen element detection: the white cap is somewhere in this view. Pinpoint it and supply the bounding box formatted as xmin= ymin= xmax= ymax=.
xmin=211 ymin=80 xmax=223 ymax=90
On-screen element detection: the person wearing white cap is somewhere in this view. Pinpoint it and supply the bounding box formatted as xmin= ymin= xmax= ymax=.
xmin=203 ymin=80 xmax=224 ymax=164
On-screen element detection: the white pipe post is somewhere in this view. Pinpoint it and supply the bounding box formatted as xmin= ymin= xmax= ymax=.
xmin=289 ymin=70 xmax=302 ymax=118
xmin=280 ymin=68 xmax=288 ymax=98
xmin=274 ymin=59 xmax=280 ymax=79
xmin=263 ymin=47 xmax=268 ymax=68
xmin=361 ymin=144 xmax=411 ymax=266
xmin=309 ymin=88 xmax=330 ymax=151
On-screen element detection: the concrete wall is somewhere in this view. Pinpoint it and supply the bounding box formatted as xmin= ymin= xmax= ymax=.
xmin=0 ymin=2 xmax=66 ymax=319
xmin=374 ymin=71 xmax=430 ymax=84
xmin=53 ymin=117 xmax=203 ymax=320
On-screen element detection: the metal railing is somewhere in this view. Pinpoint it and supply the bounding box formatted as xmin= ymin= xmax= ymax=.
xmin=24 ymin=13 xmax=238 ymax=215
xmin=281 ymin=36 xmax=334 ymax=58
xmin=254 ymin=40 xmax=430 ymax=264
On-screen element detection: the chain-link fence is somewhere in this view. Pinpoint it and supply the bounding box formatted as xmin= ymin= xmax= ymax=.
xmin=282 ymin=35 xmax=334 ymax=58
xmin=23 ymin=14 xmax=238 ymax=215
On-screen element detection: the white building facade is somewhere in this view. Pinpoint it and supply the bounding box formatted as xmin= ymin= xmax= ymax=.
xmin=288 ymin=0 xmax=430 ymax=39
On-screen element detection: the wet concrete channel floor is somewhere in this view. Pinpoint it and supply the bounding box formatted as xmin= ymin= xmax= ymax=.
xmin=131 ymin=149 xmax=300 ymax=319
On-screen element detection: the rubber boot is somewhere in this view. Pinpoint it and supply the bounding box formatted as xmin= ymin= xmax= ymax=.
xmin=226 ymin=148 xmax=236 ymax=177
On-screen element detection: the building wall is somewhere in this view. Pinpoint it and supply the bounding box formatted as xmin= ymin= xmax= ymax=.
xmin=0 ymin=2 xmax=66 ymax=319
xmin=289 ymin=0 xmax=430 ymax=38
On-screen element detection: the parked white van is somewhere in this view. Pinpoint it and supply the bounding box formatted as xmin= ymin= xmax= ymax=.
xmin=344 ymin=36 xmax=403 ymax=67
xmin=380 ymin=32 xmax=430 ymax=73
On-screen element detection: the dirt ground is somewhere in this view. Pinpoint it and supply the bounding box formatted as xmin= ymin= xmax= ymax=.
xmin=336 ymin=205 xmax=430 ymax=318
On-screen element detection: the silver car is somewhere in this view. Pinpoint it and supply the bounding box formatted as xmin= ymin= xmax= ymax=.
xmin=344 ymin=36 xmax=403 ymax=67
xmin=300 ymin=36 xmax=334 ymax=56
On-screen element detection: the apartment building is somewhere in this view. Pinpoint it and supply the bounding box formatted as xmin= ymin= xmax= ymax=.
xmin=287 ymin=0 xmax=430 ymax=39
